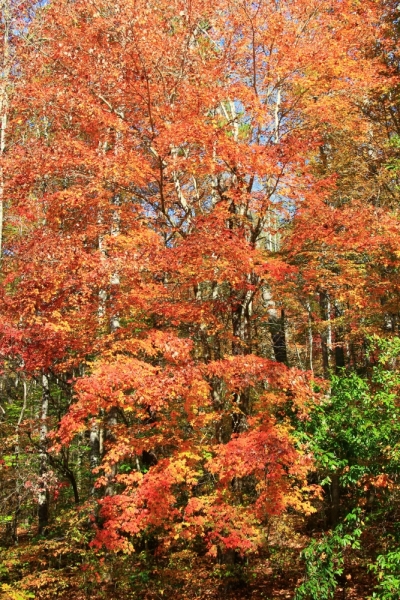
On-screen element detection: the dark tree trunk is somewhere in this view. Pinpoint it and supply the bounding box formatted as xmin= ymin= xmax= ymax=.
xmin=334 ymin=302 xmax=346 ymax=372
xmin=262 ymin=287 xmax=288 ymax=365
xmin=320 ymin=291 xmax=331 ymax=378
xmin=270 ymin=310 xmax=288 ymax=365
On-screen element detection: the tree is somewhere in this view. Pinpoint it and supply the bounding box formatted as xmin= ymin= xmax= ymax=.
xmin=0 ymin=0 xmax=396 ymax=597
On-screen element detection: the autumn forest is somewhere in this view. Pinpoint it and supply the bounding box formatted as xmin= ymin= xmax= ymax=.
xmin=1 ymin=0 xmax=400 ymax=598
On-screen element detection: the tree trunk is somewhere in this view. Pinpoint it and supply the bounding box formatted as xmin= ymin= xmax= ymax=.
xmin=89 ymin=420 xmax=101 ymax=496
xmin=11 ymin=379 xmax=28 ymax=542
xmin=306 ymin=301 xmax=314 ymax=373
xmin=38 ymin=374 xmax=49 ymax=535
xmin=334 ymin=301 xmax=345 ymax=372
xmin=105 ymin=408 xmax=118 ymax=497
xmin=320 ymin=291 xmax=331 ymax=378
xmin=104 ymin=193 xmax=121 ymax=496
xmin=262 ymin=286 xmax=288 ymax=365
xmin=231 ymin=290 xmax=253 ymax=433
xmin=232 ymin=289 xmax=252 ymax=356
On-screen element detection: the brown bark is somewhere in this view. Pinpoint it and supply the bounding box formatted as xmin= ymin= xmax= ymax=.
xmin=319 ymin=291 xmax=331 ymax=378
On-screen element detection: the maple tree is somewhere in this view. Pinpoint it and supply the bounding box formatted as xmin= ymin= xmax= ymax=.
xmin=0 ymin=0 xmax=400 ymax=598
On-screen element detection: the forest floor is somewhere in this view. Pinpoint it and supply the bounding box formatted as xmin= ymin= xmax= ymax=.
xmin=1 ymin=516 xmax=378 ymax=600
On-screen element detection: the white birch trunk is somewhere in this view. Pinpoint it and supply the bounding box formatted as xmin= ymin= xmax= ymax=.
xmin=38 ymin=374 xmax=49 ymax=534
